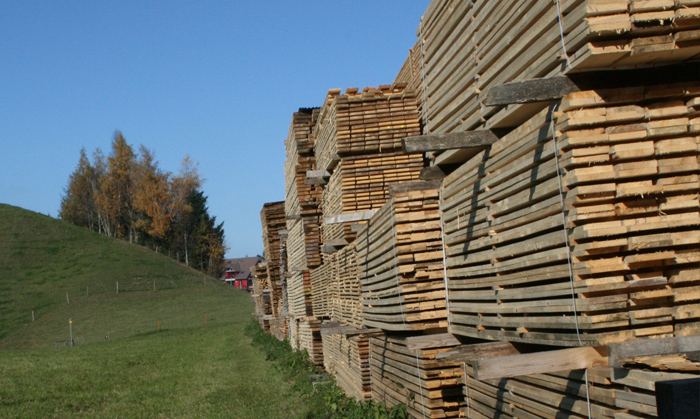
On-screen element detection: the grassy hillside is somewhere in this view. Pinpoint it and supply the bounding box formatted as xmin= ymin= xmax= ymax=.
xmin=0 ymin=203 xmax=228 ymax=349
xmin=0 ymin=204 xmax=307 ymax=418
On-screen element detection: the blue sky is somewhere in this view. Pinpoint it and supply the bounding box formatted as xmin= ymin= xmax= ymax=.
xmin=0 ymin=1 xmax=430 ymax=258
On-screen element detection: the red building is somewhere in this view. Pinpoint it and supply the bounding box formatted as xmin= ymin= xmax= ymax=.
xmin=222 ymin=256 xmax=263 ymax=290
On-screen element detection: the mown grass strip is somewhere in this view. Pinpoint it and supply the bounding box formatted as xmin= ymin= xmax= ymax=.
xmin=245 ymin=321 xmax=408 ymax=419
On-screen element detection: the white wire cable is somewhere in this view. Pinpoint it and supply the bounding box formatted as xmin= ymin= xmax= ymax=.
xmin=390 ymin=197 xmax=407 ymax=325
xmin=438 ymin=181 xmax=451 ymax=328
xmin=463 ymin=362 xmax=472 ymax=419
xmin=555 ymin=0 xmax=572 ymax=69
xmin=415 ymin=350 xmax=427 ymax=419
xmin=550 ymin=105 xmax=592 ymax=419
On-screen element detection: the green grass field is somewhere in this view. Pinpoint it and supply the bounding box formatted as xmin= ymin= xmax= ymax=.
xmin=0 ymin=204 xmax=306 ymax=418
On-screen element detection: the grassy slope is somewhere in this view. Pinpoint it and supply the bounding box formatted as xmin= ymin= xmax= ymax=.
xmin=0 ymin=204 xmax=304 ymax=418
xmin=1 ymin=203 xmax=226 ymax=349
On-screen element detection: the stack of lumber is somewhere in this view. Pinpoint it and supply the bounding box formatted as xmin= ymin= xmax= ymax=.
xmin=316 ymin=85 xmax=425 ymax=244
xmin=285 ymin=108 xmax=324 ymax=268
xmin=461 ymin=363 xmax=619 ymax=418
xmin=322 ymin=153 xmax=424 ymax=243
xmin=322 ymin=332 xmax=372 ymax=401
xmin=314 ymin=85 xmax=421 ymax=170
xmin=418 ymin=0 xmax=700 ymax=136
xmin=395 ymin=39 xmax=424 ymax=95
xmin=270 ymin=313 xmax=287 ymax=341
xmin=357 ymin=186 xmax=448 ymax=332
xmin=261 ymin=201 xmax=286 ymax=262
xmin=457 ymin=349 xmax=699 ymax=419
xmin=310 ymin=260 xmax=333 ymax=319
xmin=286 ymin=219 xmax=313 ymax=317
xmin=611 ymin=354 xmax=699 ymax=418
xmin=289 ymin=318 xmax=299 ymax=351
xmin=298 ymin=318 xmax=324 ymax=367
xmin=395 ymin=39 xmax=426 ymax=124
xmin=251 ymin=262 xmax=268 ymax=318
xmin=330 ymin=243 xmax=364 ymax=330
xmin=370 ymin=334 xmax=466 ymax=418
xmin=441 ymin=81 xmax=700 ymax=346
xmin=260 ymin=201 xmax=287 ymax=318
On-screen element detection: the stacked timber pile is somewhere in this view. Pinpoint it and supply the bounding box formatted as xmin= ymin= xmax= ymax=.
xmin=329 ymin=243 xmax=364 ymax=330
xmin=314 ymin=85 xmax=421 ymax=170
xmin=299 ymin=318 xmax=324 ymax=367
xmin=395 ymin=39 xmax=425 ymax=123
xmin=370 ymin=334 xmax=466 ymax=418
xmin=286 ymin=219 xmax=313 ymax=317
xmin=260 ymin=201 xmax=286 ymax=319
xmin=449 ymin=339 xmax=700 ymax=419
xmin=356 ymin=185 xmax=448 ymax=332
xmin=310 ymin=260 xmax=333 ymax=319
xmin=416 ymin=0 xmax=700 ymax=139
xmin=285 ymin=108 xmax=324 ymax=269
xmin=251 ymin=262 xmax=268 ymax=318
xmin=316 ymin=85 xmax=424 ymax=244
xmin=395 ymin=39 xmax=423 ymax=94
xmin=610 ymin=355 xmax=699 ymax=418
xmin=251 ymin=262 xmax=273 ymax=334
xmin=460 ymin=362 xmax=620 ymax=418
xmin=441 ymin=81 xmax=700 ymax=346
xmin=322 ymin=332 xmax=372 ymax=401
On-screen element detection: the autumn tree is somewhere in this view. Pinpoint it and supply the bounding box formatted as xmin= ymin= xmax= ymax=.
xmin=133 ymin=145 xmax=172 ymax=251
xmin=98 ymin=132 xmax=137 ymax=241
xmin=60 ymin=134 xmax=226 ymax=277
xmin=170 ymin=156 xmax=202 ymax=265
xmin=60 ymin=148 xmax=96 ymax=230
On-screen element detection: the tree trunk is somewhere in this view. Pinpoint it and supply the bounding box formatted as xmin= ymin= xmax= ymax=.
xmin=184 ymin=232 xmax=189 ymax=266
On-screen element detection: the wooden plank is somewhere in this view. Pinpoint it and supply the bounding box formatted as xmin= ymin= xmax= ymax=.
xmin=405 ymin=333 xmax=461 ymax=350
xmin=483 ymin=76 xmax=581 ymax=106
xmin=324 ymin=238 xmax=348 ymax=247
xmin=304 ymin=178 xmax=327 ymax=185
xmin=387 ymin=180 xmax=441 ymax=196
xmin=419 ymin=165 xmax=447 ymax=181
xmin=435 ymin=341 xmax=521 ymax=363
xmin=402 ymin=130 xmax=498 ymax=153
xmin=608 ymin=336 xmax=700 ymax=367
xmin=473 ymin=346 xmax=609 ymax=381
xmin=306 ymin=170 xmax=331 ymax=179
xmin=324 ymin=210 xmax=378 ymax=225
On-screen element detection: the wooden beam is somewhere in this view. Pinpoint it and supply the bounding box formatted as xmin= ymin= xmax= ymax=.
xmin=304 ymin=178 xmax=327 ymax=185
xmin=388 ymin=180 xmax=441 ymax=196
xmin=608 ymin=336 xmax=700 ymax=368
xmin=306 ymin=170 xmax=331 ymax=179
xmin=324 ymin=239 xmax=348 ymax=247
xmin=285 ymin=215 xmax=301 ymax=220
xmin=483 ymin=76 xmax=580 ymax=106
xmin=324 ymin=154 xmax=341 ymax=172
xmin=435 ymin=341 xmax=521 ymax=363
xmin=473 ymin=346 xmax=608 ymax=381
xmin=419 ymin=165 xmax=447 ymax=181
xmin=402 ymin=130 xmax=498 ymax=154
xmin=288 ymin=266 xmax=307 ymax=272
xmin=324 ymin=210 xmax=378 ymax=225
xmin=405 ymin=333 xmax=460 ymax=351
xmin=321 ymin=238 xmax=348 ymax=254
xmin=350 ymin=223 xmax=366 ymax=233
xmin=278 ymin=229 xmax=288 ymax=237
